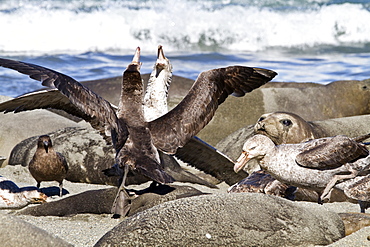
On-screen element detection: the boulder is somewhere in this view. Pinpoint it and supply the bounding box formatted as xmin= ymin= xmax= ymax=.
xmin=0 ymin=214 xmax=72 ymax=247
xmin=95 ymin=193 xmax=344 ymax=247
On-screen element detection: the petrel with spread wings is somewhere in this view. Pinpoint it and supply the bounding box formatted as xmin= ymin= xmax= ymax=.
xmin=0 ymin=48 xmax=277 ymax=216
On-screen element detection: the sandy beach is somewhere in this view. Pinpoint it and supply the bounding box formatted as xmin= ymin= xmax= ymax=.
xmin=1 ymin=163 xmax=370 ymax=246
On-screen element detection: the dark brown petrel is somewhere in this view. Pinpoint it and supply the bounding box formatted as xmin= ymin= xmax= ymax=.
xmin=0 ymin=47 xmax=277 ymax=216
xmin=29 ymin=135 xmax=68 ymax=197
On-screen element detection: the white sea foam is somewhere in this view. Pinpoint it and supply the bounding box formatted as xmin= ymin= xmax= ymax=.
xmin=0 ymin=0 xmax=370 ymax=55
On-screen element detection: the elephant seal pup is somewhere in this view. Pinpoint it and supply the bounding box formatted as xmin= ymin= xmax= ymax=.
xmin=17 ymin=184 xmax=206 ymax=217
xmin=254 ymin=111 xmax=326 ymax=145
xmin=228 ymin=112 xmax=370 ymax=203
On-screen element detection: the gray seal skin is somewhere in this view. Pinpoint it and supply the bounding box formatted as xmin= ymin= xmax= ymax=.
xmin=254 ymin=111 xmax=326 ymax=145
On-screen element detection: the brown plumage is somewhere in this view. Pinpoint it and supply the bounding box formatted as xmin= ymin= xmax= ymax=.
xmin=29 ymin=135 xmax=68 ymax=197
xmin=0 ymin=47 xmax=277 ymax=216
xmin=228 ymin=170 xmax=296 ymax=200
xmin=346 ymin=175 xmax=370 ymax=213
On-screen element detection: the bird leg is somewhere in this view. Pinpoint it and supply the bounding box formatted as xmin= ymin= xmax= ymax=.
xmin=359 ymin=200 xmax=370 ymax=213
xmin=111 ymin=165 xmax=138 ymax=218
xmin=58 ymin=181 xmax=63 ymax=197
xmin=320 ymin=172 xmax=359 ymax=203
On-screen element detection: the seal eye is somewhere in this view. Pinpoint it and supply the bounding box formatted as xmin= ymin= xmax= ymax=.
xmin=258 ymin=117 xmax=265 ymax=122
xmin=280 ymin=119 xmax=292 ymax=127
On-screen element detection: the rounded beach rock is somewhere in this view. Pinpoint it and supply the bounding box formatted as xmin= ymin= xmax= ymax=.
xmin=0 ymin=214 xmax=72 ymax=247
xmin=94 ymin=193 xmax=344 ymax=247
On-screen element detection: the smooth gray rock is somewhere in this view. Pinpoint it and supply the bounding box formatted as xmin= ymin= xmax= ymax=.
xmin=0 ymin=214 xmax=72 ymax=247
xmin=95 ymin=193 xmax=344 ymax=247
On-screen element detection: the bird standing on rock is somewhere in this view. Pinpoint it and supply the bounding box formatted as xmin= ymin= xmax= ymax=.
xmin=29 ymin=135 xmax=68 ymax=197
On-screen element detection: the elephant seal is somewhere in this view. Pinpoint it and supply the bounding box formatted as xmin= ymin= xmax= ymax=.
xmin=217 ymin=113 xmax=370 ymax=161
xmin=225 ymin=112 xmax=370 ymax=203
xmin=254 ymin=111 xmax=326 ymax=145
xmin=17 ymin=184 xmax=206 ymax=217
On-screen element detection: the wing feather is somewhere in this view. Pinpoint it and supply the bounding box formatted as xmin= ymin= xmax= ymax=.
xmin=0 ymin=58 xmax=127 ymax=147
xmin=149 ymin=66 xmax=277 ymax=154
xmin=175 ymin=136 xmax=248 ymax=185
xmin=296 ymin=135 xmax=369 ymax=169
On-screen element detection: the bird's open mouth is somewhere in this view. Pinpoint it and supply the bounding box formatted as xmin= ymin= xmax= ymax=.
xmin=234 ymin=151 xmax=251 ymax=173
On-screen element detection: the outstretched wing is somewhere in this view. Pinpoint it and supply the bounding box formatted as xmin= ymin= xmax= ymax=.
xmin=0 ymin=88 xmax=119 ymax=143
xmin=175 ymin=136 xmax=248 ymax=185
xmin=149 ymin=66 xmax=277 ymax=154
xmin=0 ymin=58 xmax=127 ymax=147
xmin=296 ymin=135 xmax=369 ymax=169
xmin=0 ymin=89 xmax=74 ymax=113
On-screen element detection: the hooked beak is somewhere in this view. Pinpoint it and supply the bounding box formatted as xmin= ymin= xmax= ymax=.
xmin=43 ymin=141 xmax=49 ymax=153
xmin=128 ymin=47 xmax=142 ymax=69
xmin=133 ymin=47 xmax=141 ymax=64
xmin=234 ymin=151 xmax=251 ymax=173
xmin=155 ymin=45 xmax=167 ymax=76
xmin=157 ymin=45 xmax=165 ymax=60
xmin=126 ymin=47 xmax=142 ymax=72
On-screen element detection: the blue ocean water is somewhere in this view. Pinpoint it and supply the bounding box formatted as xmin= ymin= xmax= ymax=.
xmin=0 ymin=0 xmax=370 ymax=97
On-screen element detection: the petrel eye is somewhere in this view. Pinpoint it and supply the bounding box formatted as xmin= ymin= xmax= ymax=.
xmin=280 ymin=119 xmax=292 ymax=126
xmin=258 ymin=117 xmax=265 ymax=122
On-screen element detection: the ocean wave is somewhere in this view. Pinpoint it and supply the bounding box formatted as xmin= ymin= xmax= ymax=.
xmin=0 ymin=0 xmax=370 ymax=55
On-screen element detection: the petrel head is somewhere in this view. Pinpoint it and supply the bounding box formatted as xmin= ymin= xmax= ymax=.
xmin=126 ymin=47 xmax=142 ymax=72
xmin=155 ymin=45 xmax=172 ymax=77
xmin=37 ymin=135 xmax=52 ymax=153
xmin=234 ymin=135 xmax=273 ymax=173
